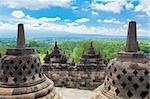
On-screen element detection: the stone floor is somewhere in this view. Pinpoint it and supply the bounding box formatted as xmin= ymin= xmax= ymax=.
xmin=56 ymin=87 xmax=93 ymax=99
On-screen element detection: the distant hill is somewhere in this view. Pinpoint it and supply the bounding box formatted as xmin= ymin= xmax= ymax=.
xmin=0 ymin=32 xmax=149 ymax=41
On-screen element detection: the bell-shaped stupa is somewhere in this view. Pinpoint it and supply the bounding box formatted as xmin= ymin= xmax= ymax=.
xmin=0 ymin=24 xmax=61 ymax=99
xmin=91 ymin=21 xmax=150 ymax=99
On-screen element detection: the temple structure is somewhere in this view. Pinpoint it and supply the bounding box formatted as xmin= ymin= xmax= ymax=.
xmin=44 ymin=41 xmax=67 ymax=64
xmin=79 ymin=42 xmax=105 ymax=69
xmin=0 ymin=24 xmax=61 ymax=99
xmin=91 ymin=21 xmax=150 ymax=99
xmin=43 ymin=42 xmax=106 ymax=90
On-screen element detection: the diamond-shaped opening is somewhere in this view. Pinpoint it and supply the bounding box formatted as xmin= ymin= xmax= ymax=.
xmin=121 ymin=82 xmax=126 ymax=88
xmin=108 ymin=86 xmax=111 ymax=91
xmin=139 ymin=77 xmax=144 ymax=82
xmin=27 ymin=60 xmax=30 ymax=64
xmin=31 ymin=64 xmax=34 ymax=69
xmin=35 ymin=69 xmax=38 ymax=73
xmin=116 ymin=75 xmax=121 ymax=79
xmin=115 ymin=88 xmax=120 ymax=96
xmin=122 ymin=69 xmax=127 ymax=74
xmin=10 ymin=60 xmax=13 ymax=64
xmin=1 ymin=64 xmax=4 ymax=69
xmin=18 ymin=72 xmax=23 ymax=76
xmin=140 ymin=91 xmax=148 ymax=98
xmin=114 ymin=68 xmax=117 ymax=72
xmin=110 ymin=73 xmax=112 ymax=76
xmin=146 ymin=83 xmax=149 ymax=89
xmin=5 ymin=77 xmax=8 ymax=82
xmin=32 ymin=75 xmax=35 ymax=80
xmin=34 ymin=59 xmax=37 ymax=63
xmin=127 ymin=76 xmax=132 ymax=81
xmin=107 ymin=78 xmax=109 ymax=81
xmin=112 ymin=80 xmax=115 ymax=85
xmin=39 ymin=73 xmax=42 ymax=78
xmin=144 ymin=70 xmax=149 ymax=75
xmin=23 ymin=65 xmax=27 ymax=70
xmin=19 ymin=60 xmax=22 ymax=64
xmin=13 ymin=78 xmax=17 ymax=83
xmin=23 ymin=77 xmax=27 ymax=81
xmin=3 ymin=71 xmax=5 ymax=74
xmin=127 ymin=90 xmax=133 ymax=97
xmin=28 ymin=71 xmax=31 ymax=75
xmin=9 ymin=72 xmax=13 ymax=76
xmin=133 ymin=83 xmax=139 ymax=90
xmin=133 ymin=70 xmax=138 ymax=76
xmin=6 ymin=66 xmax=9 ymax=70
xmin=14 ymin=66 xmax=18 ymax=70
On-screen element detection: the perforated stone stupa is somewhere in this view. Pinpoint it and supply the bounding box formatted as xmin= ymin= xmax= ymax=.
xmin=0 ymin=24 xmax=61 ymax=99
xmin=91 ymin=21 xmax=150 ymax=99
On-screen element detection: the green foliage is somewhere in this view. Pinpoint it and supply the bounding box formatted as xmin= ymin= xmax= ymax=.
xmin=0 ymin=39 xmax=149 ymax=64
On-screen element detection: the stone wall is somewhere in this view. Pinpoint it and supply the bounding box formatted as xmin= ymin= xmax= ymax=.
xmin=43 ymin=65 xmax=106 ymax=90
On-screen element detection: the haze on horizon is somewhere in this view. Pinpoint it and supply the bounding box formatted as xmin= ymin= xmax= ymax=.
xmin=0 ymin=0 xmax=150 ymax=38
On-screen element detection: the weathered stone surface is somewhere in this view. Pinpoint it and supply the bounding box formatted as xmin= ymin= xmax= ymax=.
xmin=125 ymin=21 xmax=138 ymax=52
xmin=0 ymin=24 xmax=61 ymax=99
xmin=17 ymin=24 xmax=25 ymax=48
xmin=91 ymin=21 xmax=150 ymax=99
xmin=43 ymin=41 xmax=106 ymax=90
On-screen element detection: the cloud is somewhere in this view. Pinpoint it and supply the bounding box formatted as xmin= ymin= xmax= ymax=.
xmin=0 ymin=0 xmax=72 ymax=10
xmin=97 ymin=18 xmax=122 ymax=24
xmin=135 ymin=5 xmax=143 ymax=12
xmin=0 ymin=18 xmax=149 ymax=36
xmin=75 ymin=18 xmax=90 ymax=23
xmin=92 ymin=11 xmax=98 ymax=15
xmin=125 ymin=2 xmax=134 ymax=10
xmin=91 ymin=1 xmax=126 ymax=13
xmin=134 ymin=0 xmax=150 ymax=16
xmin=38 ymin=17 xmax=61 ymax=22
xmin=11 ymin=10 xmax=25 ymax=18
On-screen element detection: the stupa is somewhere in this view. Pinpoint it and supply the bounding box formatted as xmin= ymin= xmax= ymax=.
xmin=91 ymin=21 xmax=150 ymax=99
xmin=79 ymin=42 xmax=105 ymax=69
xmin=44 ymin=41 xmax=67 ymax=64
xmin=0 ymin=24 xmax=61 ymax=99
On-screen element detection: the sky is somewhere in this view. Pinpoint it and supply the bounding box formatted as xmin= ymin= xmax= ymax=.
xmin=0 ymin=0 xmax=150 ymax=37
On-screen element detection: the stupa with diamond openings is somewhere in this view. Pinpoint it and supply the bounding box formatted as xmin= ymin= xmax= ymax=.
xmin=0 ymin=24 xmax=61 ymax=99
xmin=91 ymin=21 xmax=150 ymax=99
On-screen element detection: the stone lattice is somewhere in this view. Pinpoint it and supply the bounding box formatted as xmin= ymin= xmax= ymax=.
xmin=91 ymin=21 xmax=150 ymax=99
xmin=0 ymin=24 xmax=61 ymax=99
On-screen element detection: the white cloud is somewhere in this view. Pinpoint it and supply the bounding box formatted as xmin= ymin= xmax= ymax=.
xmin=92 ymin=11 xmax=98 ymax=15
xmin=0 ymin=14 xmax=149 ymax=36
xmin=135 ymin=5 xmax=143 ymax=12
xmin=125 ymin=2 xmax=134 ymax=10
xmin=91 ymin=1 xmax=127 ymax=13
xmin=97 ymin=19 xmax=102 ymax=22
xmin=0 ymin=0 xmax=72 ymax=10
xmin=75 ymin=18 xmax=90 ymax=23
xmin=134 ymin=0 xmax=150 ymax=16
xmin=11 ymin=10 xmax=25 ymax=18
xmin=72 ymin=6 xmax=78 ymax=10
xmin=38 ymin=17 xmax=61 ymax=22
xmin=97 ymin=18 xmax=122 ymax=24
xmin=67 ymin=22 xmax=79 ymax=26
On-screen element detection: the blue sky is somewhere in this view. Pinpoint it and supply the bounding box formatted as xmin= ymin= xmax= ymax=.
xmin=0 ymin=0 xmax=149 ymax=37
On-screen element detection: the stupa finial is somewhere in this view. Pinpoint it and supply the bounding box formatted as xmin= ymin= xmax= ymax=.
xmin=125 ymin=21 xmax=138 ymax=52
xmin=90 ymin=42 xmax=93 ymax=47
xmin=17 ymin=24 xmax=25 ymax=48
